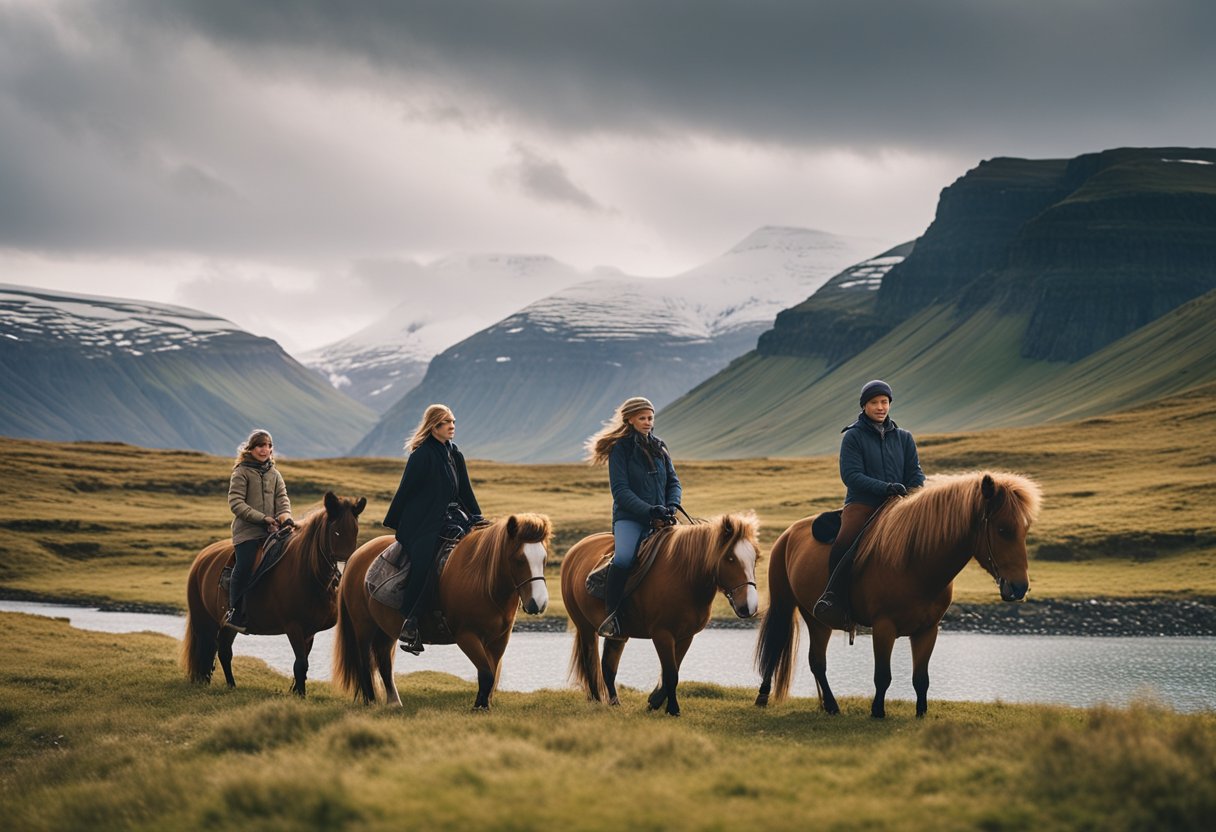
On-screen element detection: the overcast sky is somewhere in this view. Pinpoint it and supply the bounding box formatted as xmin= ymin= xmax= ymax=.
xmin=2 ymin=0 xmax=1213 ymax=352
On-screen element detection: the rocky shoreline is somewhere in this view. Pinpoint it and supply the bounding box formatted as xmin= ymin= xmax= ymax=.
xmin=3 ymin=588 xmax=1213 ymax=637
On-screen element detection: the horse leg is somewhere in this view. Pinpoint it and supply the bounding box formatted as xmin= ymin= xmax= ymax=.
xmin=870 ymin=619 xmax=897 ymax=719
xmin=455 ymin=631 xmax=496 ymax=711
xmin=647 ymin=631 xmax=682 ymax=717
xmin=373 ymin=630 xmax=400 ymax=706
xmin=805 ymin=611 xmax=839 ymax=715
xmin=601 ymin=638 xmax=628 ymax=706
xmin=287 ymin=630 xmax=314 ymax=697
xmin=217 ymin=625 xmax=238 ymax=688
xmin=486 ymin=631 xmax=511 ymax=705
xmin=910 ymin=625 xmax=939 ymax=718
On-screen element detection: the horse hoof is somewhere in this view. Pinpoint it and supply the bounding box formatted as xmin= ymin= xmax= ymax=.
xmin=667 ymin=710 xmax=681 ymax=718
xmin=755 ymin=694 xmax=769 ymax=707
xmin=609 ymin=697 xmax=620 ymax=707
xmin=472 ymin=704 xmax=490 ymax=712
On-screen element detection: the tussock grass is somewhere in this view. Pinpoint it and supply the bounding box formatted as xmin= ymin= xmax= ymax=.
xmin=1 ymin=384 xmax=1215 ymax=613
xmin=2 ymin=612 xmax=1214 ymax=830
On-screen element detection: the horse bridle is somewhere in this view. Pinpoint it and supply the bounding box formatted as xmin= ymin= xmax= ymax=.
xmin=722 ymin=579 xmax=756 ymax=607
xmin=978 ymin=513 xmax=1003 ymax=586
xmin=314 ymin=520 xmax=342 ymax=591
xmin=514 ymin=574 xmax=547 ymax=592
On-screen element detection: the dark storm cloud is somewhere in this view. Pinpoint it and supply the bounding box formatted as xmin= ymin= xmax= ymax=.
xmin=2 ymin=0 xmax=1213 ymax=259
xmin=501 ymin=145 xmax=611 ymax=213
xmin=125 ymin=0 xmax=1216 ymax=153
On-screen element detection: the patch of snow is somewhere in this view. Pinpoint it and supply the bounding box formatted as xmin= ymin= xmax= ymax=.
xmin=1163 ymin=158 xmax=1214 ymax=165
xmin=495 ymin=356 xmax=511 ymax=362
xmin=0 ymin=284 xmax=246 ymax=358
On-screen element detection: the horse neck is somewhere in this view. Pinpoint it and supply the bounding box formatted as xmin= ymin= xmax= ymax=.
xmin=285 ymin=522 xmax=333 ymax=596
xmin=910 ymin=519 xmax=982 ymax=595
xmin=676 ymin=526 xmax=725 ymax=601
xmin=453 ymin=533 xmax=514 ymax=606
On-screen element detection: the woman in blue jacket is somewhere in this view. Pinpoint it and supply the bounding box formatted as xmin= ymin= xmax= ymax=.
xmin=585 ymin=396 xmax=682 ymax=638
xmin=813 ymin=379 xmax=925 ymax=630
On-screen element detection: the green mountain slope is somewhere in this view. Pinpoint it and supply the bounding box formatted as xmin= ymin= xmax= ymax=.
xmin=661 ymin=148 xmax=1216 ymax=458
xmin=0 ymin=287 xmax=375 ymax=457
xmin=663 ymin=289 xmax=1216 ymax=458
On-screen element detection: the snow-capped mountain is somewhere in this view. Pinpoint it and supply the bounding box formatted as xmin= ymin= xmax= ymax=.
xmin=352 ymin=227 xmax=888 ymax=461
xmin=299 ymin=254 xmax=592 ymax=412
xmin=0 ymin=285 xmax=244 ymax=356
xmin=0 ymin=284 xmax=374 ymax=457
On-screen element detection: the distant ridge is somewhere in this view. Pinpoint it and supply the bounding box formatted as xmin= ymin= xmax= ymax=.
xmin=299 ymin=254 xmax=589 ymax=412
xmin=660 ymin=148 xmax=1216 ymax=458
xmin=0 ymin=284 xmax=374 ymax=457
xmin=351 ymin=227 xmax=886 ymax=461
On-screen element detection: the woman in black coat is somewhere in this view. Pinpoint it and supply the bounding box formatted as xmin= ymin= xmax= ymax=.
xmin=382 ymin=403 xmax=483 ymax=653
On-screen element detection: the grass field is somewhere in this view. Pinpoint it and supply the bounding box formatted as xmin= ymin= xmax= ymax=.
xmin=2 ymin=383 xmax=1214 ymax=617
xmin=2 ymin=612 xmax=1213 ymax=832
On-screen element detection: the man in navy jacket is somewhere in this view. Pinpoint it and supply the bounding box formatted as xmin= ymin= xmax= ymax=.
xmin=813 ymin=379 xmax=925 ymax=630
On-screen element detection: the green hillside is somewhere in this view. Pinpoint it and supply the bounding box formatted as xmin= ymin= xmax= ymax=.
xmin=662 ymin=148 xmax=1216 ymax=459
xmin=0 ymin=332 xmax=376 ymax=459
xmin=662 ymin=288 xmax=1216 ymax=458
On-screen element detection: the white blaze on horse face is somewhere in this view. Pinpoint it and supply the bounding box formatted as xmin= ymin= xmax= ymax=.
xmin=522 ymin=541 xmax=548 ymax=613
xmin=734 ymin=539 xmax=760 ymax=618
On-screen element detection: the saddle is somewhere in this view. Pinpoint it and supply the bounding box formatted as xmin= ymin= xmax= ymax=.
xmin=365 ymin=538 xmax=460 ymax=610
xmin=585 ymin=525 xmax=673 ymax=601
xmin=219 ymin=526 xmax=295 ymax=595
xmin=811 ymin=510 xmax=843 ymax=544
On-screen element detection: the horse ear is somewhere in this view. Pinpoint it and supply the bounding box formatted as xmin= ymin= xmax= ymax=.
xmin=324 ymin=491 xmax=339 ymax=515
xmin=719 ymin=515 xmax=735 ymax=542
xmin=506 ymin=515 xmax=518 ymax=538
xmin=354 ymin=496 xmax=367 ymax=517
xmin=981 ymin=475 xmax=1006 ymax=516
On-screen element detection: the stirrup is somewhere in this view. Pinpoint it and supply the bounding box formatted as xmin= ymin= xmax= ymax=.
xmin=223 ymin=608 xmax=248 ymax=634
xmin=596 ymin=614 xmax=624 ymax=640
xmin=398 ymin=618 xmax=423 ymax=654
xmin=399 ymin=638 xmax=425 ymax=655
xmin=812 ymin=592 xmax=852 ymax=632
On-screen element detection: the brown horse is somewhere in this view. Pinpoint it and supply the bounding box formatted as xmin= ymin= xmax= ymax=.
xmin=181 ymin=491 xmax=367 ymax=696
xmin=755 ymin=471 xmax=1042 ymax=718
xmin=562 ymin=513 xmax=761 ymax=717
xmin=332 ymin=513 xmax=552 ymax=710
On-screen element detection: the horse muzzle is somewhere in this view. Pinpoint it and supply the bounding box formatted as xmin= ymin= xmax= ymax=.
xmin=999 ymin=578 xmax=1028 ymax=602
xmin=522 ymin=585 xmax=548 ymax=615
xmin=726 ymin=583 xmax=759 ymax=619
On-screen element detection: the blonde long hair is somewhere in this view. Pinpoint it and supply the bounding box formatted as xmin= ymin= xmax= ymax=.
xmin=585 ymin=397 xmax=655 ymax=465
xmin=234 ymin=429 xmax=273 ymax=465
xmin=406 ymin=404 xmax=454 ymax=454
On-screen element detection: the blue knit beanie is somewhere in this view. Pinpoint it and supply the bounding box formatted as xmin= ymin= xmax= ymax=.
xmin=859 ymin=379 xmax=894 ymax=407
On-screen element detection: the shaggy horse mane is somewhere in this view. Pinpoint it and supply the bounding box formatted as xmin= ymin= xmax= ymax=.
xmin=855 ymin=471 xmax=1042 ymax=571
xmin=668 ymin=512 xmax=761 ymax=583
xmin=457 ymin=513 xmax=552 ymax=600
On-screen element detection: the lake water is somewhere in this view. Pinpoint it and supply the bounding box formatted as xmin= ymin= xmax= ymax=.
xmin=4 ymin=600 xmax=1213 ymax=712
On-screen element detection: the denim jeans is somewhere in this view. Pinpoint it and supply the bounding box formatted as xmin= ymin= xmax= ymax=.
xmin=611 ymin=519 xmax=647 ymax=569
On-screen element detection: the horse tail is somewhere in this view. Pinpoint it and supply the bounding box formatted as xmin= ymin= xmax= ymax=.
xmin=755 ymin=527 xmax=799 ymax=704
xmin=568 ymin=622 xmax=608 ymax=702
xmin=180 ymin=562 xmax=217 ymax=683
xmin=331 ymin=588 xmax=367 ymax=702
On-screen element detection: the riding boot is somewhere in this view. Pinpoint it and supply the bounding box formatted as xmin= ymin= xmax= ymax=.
xmin=813 ymin=549 xmax=856 ymax=631
xmin=225 ymin=558 xmax=252 ymax=634
xmin=597 ymin=564 xmax=630 ymax=640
